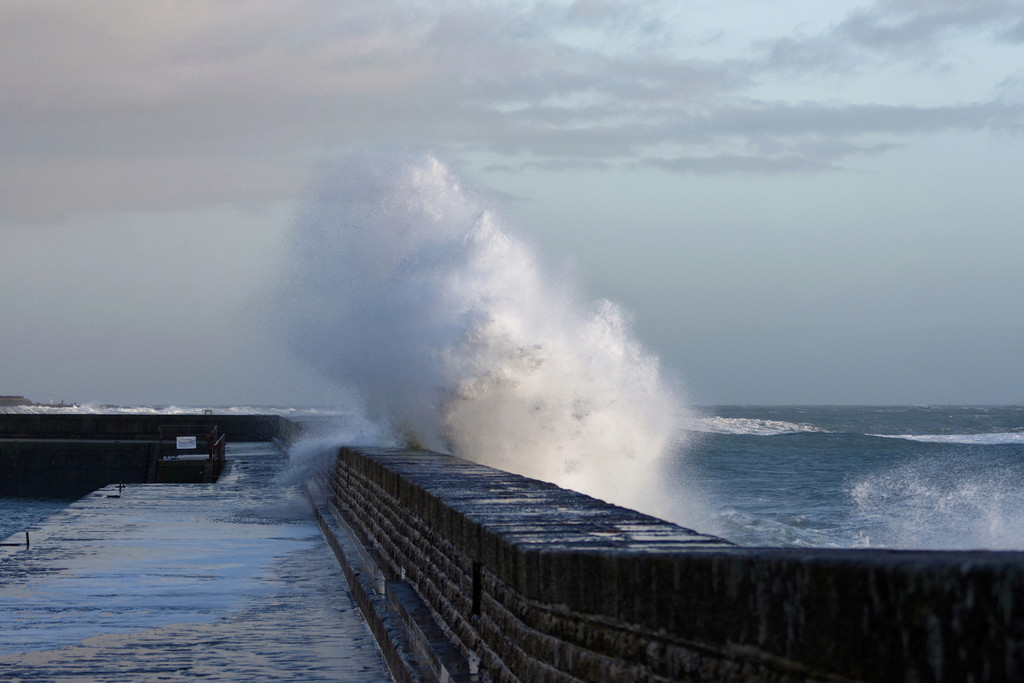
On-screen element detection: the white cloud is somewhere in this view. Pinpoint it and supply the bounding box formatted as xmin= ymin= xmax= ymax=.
xmin=765 ymin=0 xmax=1024 ymax=69
xmin=3 ymin=0 xmax=1022 ymax=222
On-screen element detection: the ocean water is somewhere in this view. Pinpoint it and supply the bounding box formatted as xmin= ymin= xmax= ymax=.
xmin=0 ymin=497 xmax=73 ymax=544
xmin=673 ymin=404 xmax=1024 ymax=550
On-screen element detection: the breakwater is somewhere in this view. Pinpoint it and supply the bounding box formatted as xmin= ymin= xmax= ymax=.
xmin=4 ymin=414 xmax=1024 ymax=681
xmin=0 ymin=442 xmax=393 ymax=680
xmin=0 ymin=413 xmax=282 ymax=441
xmin=322 ymin=446 xmax=1024 ymax=682
xmin=0 ymin=414 xmax=280 ymax=496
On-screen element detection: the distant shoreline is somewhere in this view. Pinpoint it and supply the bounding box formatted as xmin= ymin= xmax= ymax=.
xmin=0 ymin=396 xmax=76 ymax=409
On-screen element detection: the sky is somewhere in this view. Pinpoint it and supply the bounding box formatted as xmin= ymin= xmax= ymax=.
xmin=2 ymin=0 xmax=1022 ymax=407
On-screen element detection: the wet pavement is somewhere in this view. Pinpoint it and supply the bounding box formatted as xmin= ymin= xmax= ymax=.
xmin=0 ymin=442 xmax=392 ymax=681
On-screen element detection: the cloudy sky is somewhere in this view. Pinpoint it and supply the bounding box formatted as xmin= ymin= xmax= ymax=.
xmin=2 ymin=0 xmax=1022 ymax=407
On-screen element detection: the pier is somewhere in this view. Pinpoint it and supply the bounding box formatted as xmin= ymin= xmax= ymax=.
xmin=0 ymin=414 xmax=279 ymax=497
xmin=0 ymin=440 xmax=391 ymax=681
xmin=2 ymin=413 xmax=1024 ymax=681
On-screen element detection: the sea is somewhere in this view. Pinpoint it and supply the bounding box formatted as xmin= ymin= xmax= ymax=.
xmin=4 ymin=404 xmax=1022 ymax=552
xmin=674 ymin=404 xmax=1024 ymax=550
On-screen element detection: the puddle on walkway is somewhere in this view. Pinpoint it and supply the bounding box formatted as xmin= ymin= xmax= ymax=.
xmin=0 ymin=442 xmax=391 ymax=681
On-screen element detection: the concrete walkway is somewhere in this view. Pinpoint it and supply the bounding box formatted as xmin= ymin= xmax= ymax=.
xmin=0 ymin=442 xmax=392 ymax=682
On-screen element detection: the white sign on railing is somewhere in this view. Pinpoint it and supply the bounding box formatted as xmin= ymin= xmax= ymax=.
xmin=176 ymin=436 xmax=197 ymax=450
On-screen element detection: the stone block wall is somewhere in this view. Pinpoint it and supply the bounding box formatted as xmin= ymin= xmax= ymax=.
xmin=0 ymin=414 xmax=282 ymax=442
xmin=0 ymin=414 xmax=283 ymax=496
xmin=0 ymin=440 xmax=157 ymax=497
xmin=330 ymin=447 xmax=1024 ymax=682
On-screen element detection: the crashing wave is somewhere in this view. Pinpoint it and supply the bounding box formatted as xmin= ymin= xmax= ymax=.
xmin=684 ymin=416 xmax=824 ymax=436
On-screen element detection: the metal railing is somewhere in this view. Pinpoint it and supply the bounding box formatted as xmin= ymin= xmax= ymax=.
xmin=157 ymin=425 xmax=226 ymax=482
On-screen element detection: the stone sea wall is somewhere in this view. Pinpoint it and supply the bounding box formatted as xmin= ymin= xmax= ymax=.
xmin=328 ymin=446 xmax=1024 ymax=683
xmin=0 ymin=413 xmax=281 ymax=441
xmin=0 ymin=440 xmax=158 ymax=498
xmin=0 ymin=414 xmax=280 ymax=496
xmin=4 ymin=415 xmax=1023 ymax=680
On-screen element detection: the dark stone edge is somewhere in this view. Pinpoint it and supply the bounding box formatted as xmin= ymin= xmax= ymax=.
xmin=303 ymin=476 xmax=482 ymax=683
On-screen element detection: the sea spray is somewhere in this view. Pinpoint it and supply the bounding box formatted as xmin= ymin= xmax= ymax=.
xmin=271 ymin=151 xmax=691 ymax=518
xmin=848 ymin=456 xmax=1024 ymax=550
xmin=272 ymin=413 xmax=391 ymax=487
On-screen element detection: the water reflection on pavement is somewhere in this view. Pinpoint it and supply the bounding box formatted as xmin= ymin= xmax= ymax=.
xmin=0 ymin=442 xmax=391 ymax=682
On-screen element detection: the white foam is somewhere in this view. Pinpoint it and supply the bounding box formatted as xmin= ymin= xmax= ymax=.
xmin=0 ymin=403 xmax=207 ymax=415
xmin=848 ymin=459 xmax=1024 ymax=550
xmin=872 ymin=432 xmax=1024 ymax=445
xmin=684 ymin=416 xmax=823 ymax=436
xmin=268 ymin=151 xmax=690 ymax=519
